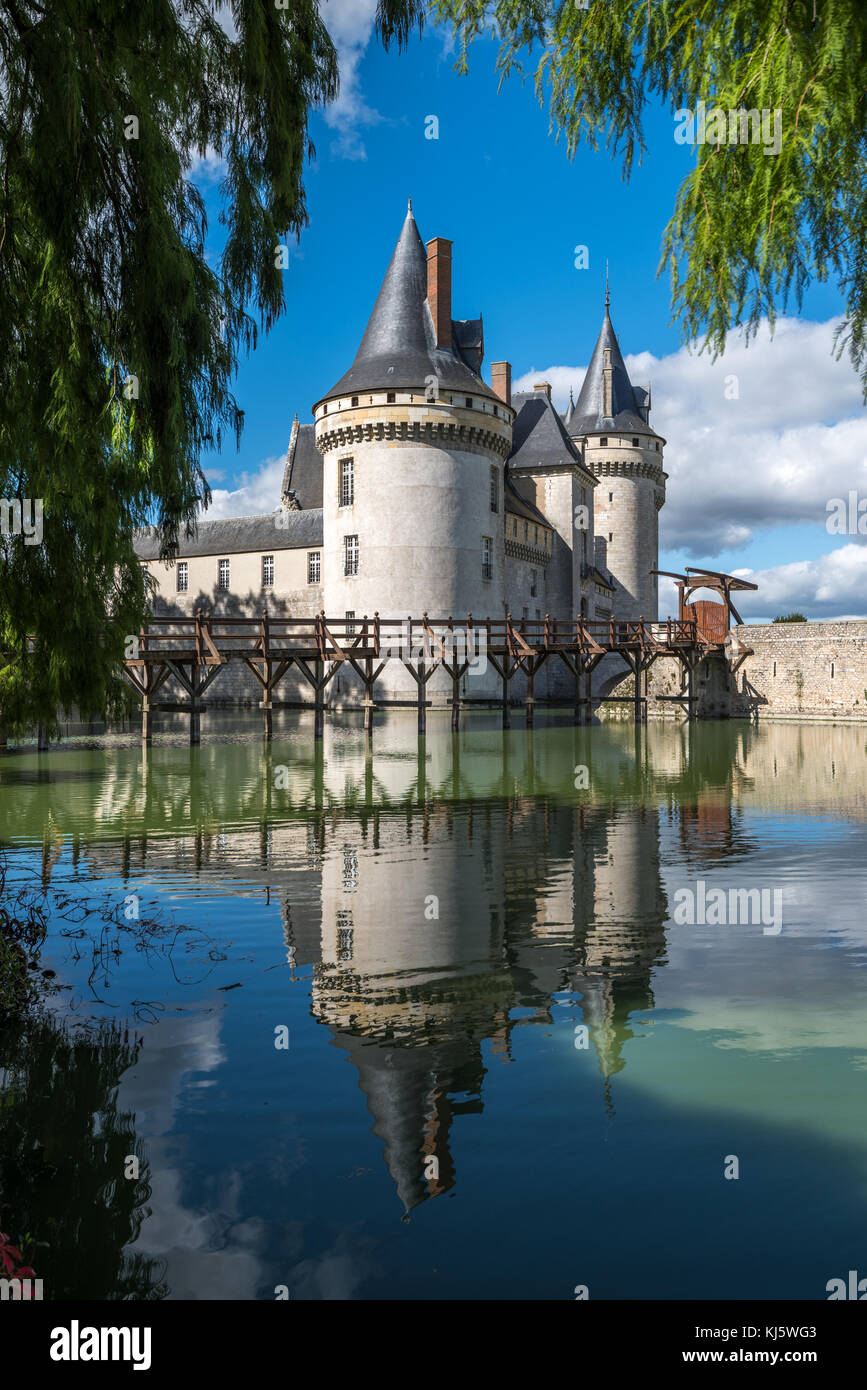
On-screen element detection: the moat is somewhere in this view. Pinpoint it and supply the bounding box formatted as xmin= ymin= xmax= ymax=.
xmin=1 ymin=713 xmax=866 ymax=1300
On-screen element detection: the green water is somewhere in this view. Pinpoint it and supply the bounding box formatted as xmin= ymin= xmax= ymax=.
xmin=1 ymin=713 xmax=866 ymax=1299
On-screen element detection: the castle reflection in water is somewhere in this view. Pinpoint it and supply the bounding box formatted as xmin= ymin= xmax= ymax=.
xmin=15 ymin=715 xmax=867 ymax=1215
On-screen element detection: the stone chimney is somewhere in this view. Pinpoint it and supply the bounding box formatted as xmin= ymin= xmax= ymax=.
xmin=491 ymin=361 xmax=511 ymax=406
xmin=426 ymin=237 xmax=453 ymax=348
xmin=534 ymin=381 xmax=552 ymax=400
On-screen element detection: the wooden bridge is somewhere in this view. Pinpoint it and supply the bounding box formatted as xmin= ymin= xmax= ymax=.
xmin=122 ymin=568 xmax=756 ymax=743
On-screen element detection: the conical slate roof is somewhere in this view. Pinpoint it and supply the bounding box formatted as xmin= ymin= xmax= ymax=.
xmin=318 ymin=205 xmax=499 ymax=404
xmin=569 ymin=303 xmax=655 ymax=437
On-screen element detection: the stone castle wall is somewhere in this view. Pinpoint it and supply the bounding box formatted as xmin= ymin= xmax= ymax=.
xmin=730 ymin=621 xmax=867 ymax=721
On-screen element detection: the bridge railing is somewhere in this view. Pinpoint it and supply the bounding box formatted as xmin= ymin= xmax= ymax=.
xmin=129 ymin=611 xmax=704 ymax=662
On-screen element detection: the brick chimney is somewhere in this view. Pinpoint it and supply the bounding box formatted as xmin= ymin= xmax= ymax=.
xmin=491 ymin=361 xmax=511 ymax=406
xmin=426 ymin=237 xmax=453 ymax=348
xmin=534 ymin=381 xmax=552 ymax=400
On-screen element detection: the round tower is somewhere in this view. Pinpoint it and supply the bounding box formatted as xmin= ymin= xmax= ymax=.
xmin=568 ymin=292 xmax=666 ymax=621
xmin=313 ymin=204 xmax=513 ymax=699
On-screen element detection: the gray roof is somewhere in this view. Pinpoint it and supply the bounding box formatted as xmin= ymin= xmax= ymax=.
xmin=317 ymin=205 xmax=500 ymax=404
xmin=504 ymin=474 xmax=553 ymax=526
xmin=281 ymin=418 xmax=322 ymax=509
xmin=508 ymin=390 xmax=595 ymax=484
xmin=134 ymin=509 xmax=323 ymax=560
xmin=569 ymin=304 xmax=657 ymax=437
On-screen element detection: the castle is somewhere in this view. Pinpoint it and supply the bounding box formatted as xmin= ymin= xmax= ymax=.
xmin=136 ymin=203 xmax=668 ymax=703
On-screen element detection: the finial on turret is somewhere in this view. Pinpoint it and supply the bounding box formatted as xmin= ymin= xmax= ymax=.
xmin=408 ymin=196 xmax=413 ymax=213
xmin=569 ymin=386 xmax=575 ymax=406
xmin=605 ymin=260 xmax=610 ymax=313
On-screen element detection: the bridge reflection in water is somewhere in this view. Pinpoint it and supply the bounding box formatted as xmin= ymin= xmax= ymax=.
xmin=10 ymin=713 xmax=857 ymax=1231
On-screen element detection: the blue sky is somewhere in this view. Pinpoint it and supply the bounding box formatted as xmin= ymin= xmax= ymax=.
xmin=196 ymin=6 xmax=865 ymax=621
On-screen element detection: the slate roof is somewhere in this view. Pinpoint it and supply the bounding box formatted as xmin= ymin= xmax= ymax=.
xmin=504 ymin=474 xmax=552 ymax=526
xmin=508 ymin=389 xmax=596 ymax=485
xmin=318 ymin=205 xmax=500 ymax=404
xmin=134 ymin=509 xmax=323 ymax=560
xmin=281 ymin=417 xmax=323 ymax=509
xmin=569 ymin=304 xmax=658 ymax=437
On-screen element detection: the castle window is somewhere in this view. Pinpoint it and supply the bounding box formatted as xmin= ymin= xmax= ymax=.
xmin=307 ymin=551 xmax=321 ymax=584
xmin=523 ymin=522 xmax=528 ymax=542
xmin=512 ymin=517 xmax=517 ymax=538
xmin=339 ymin=457 xmax=354 ymax=508
xmin=831 ymin=662 xmax=835 ymax=679
xmin=465 ymin=397 xmax=473 ymax=409
xmin=386 ymin=391 xmax=396 ymax=403
xmin=632 ymin=437 xmax=639 ymax=447
xmin=345 ymin=610 xmax=355 ymax=634
xmin=534 ymin=526 xmax=539 ymax=545
xmin=600 ymin=436 xmax=607 ymax=446
xmin=344 ymin=535 xmax=359 ymax=576
xmin=490 ymin=466 xmax=498 ymax=513
xmin=218 ymin=558 xmax=230 ymax=590
xmin=482 ymin=536 xmax=493 ymax=580
xmin=530 ymin=570 xmax=537 ymax=597
xmin=351 ymin=396 xmax=358 ymax=407
xmin=493 ymin=405 xmax=498 ymax=416
xmin=609 ymin=492 xmax=613 ymax=502
xmin=177 ymin=561 xmax=188 ymax=593
xmin=262 ymin=554 xmax=274 ymax=588
xmin=608 ymin=532 xmax=613 ymax=543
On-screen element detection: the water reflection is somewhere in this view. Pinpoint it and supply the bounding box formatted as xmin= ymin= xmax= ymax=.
xmin=2 ymin=716 xmax=867 ymax=1294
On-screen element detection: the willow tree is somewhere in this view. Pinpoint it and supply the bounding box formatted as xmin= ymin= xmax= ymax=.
xmin=435 ymin=0 xmax=866 ymax=382
xmin=0 ymin=0 xmax=419 ymax=731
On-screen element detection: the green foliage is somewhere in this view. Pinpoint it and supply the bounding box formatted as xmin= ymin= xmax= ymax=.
xmin=0 ymin=0 xmax=422 ymax=730
xmin=0 ymin=1010 xmax=166 ymax=1298
xmin=434 ymin=0 xmax=867 ymax=388
xmin=772 ymin=612 xmax=808 ymax=622
xmin=0 ymin=856 xmax=48 ymax=1024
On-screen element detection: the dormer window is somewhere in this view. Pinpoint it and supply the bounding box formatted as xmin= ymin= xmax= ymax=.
xmin=386 ymin=391 xmax=395 ymax=403
xmin=351 ymin=395 xmax=358 ymax=407
xmin=600 ymin=436 xmax=607 ymax=446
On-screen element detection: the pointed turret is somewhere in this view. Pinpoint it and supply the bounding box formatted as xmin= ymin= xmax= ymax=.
xmin=570 ymin=298 xmax=651 ymax=437
xmin=572 ymin=289 xmax=667 ymax=622
xmin=319 ymin=203 xmax=498 ymax=403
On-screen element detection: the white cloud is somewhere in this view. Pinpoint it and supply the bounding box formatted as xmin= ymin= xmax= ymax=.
xmin=720 ymin=545 xmax=867 ymax=621
xmin=516 ymin=315 xmax=867 ymax=559
xmin=186 ymin=145 xmax=227 ymax=183
xmin=203 ymin=454 xmax=286 ymax=519
xmin=320 ymin=0 xmax=384 ymax=161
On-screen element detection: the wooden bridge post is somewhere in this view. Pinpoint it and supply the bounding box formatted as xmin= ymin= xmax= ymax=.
xmin=526 ymin=660 xmax=535 ymax=728
xmin=262 ymin=610 xmax=272 ymax=742
xmin=449 ymin=617 xmax=460 ymax=731
xmin=141 ymin=692 xmax=153 ymax=744
xmin=313 ymin=613 xmax=325 ymax=739
xmin=314 ymin=660 xmax=325 ymax=739
xmin=502 ymin=613 xmax=512 ymax=729
xmin=361 ymin=616 xmax=375 ymax=736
